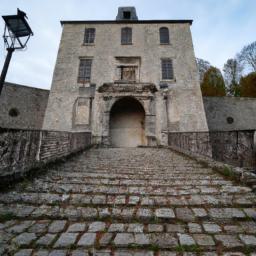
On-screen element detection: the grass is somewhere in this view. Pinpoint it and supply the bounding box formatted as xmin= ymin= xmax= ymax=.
xmin=221 ymin=166 xmax=235 ymax=178
xmin=175 ymin=244 xmax=201 ymax=253
xmin=0 ymin=212 xmax=16 ymax=222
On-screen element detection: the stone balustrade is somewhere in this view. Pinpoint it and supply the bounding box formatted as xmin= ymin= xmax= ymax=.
xmin=0 ymin=128 xmax=91 ymax=186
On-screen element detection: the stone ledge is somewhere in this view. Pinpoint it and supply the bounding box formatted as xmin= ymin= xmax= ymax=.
xmin=166 ymin=145 xmax=256 ymax=191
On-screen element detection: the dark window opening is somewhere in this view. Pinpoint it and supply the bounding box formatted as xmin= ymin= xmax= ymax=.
xmin=161 ymin=59 xmax=174 ymax=80
xmin=123 ymin=11 xmax=131 ymax=19
xmin=160 ymin=27 xmax=170 ymax=44
xmin=84 ymin=28 xmax=95 ymax=44
xmin=121 ymin=27 xmax=132 ymax=45
xmin=227 ymin=117 xmax=234 ymax=124
xmin=9 ymin=108 xmax=19 ymax=117
xmin=78 ymin=59 xmax=92 ymax=83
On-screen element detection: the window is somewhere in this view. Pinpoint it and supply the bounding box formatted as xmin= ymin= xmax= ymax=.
xmin=161 ymin=59 xmax=174 ymax=80
xmin=159 ymin=27 xmax=170 ymax=44
xmin=118 ymin=66 xmax=136 ymax=81
xmin=84 ymin=28 xmax=95 ymax=44
xmin=9 ymin=108 xmax=19 ymax=117
xmin=78 ymin=59 xmax=92 ymax=83
xmin=121 ymin=27 xmax=132 ymax=45
xmin=123 ymin=11 xmax=131 ymax=19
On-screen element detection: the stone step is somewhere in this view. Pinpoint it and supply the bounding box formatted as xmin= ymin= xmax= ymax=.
xmin=1 ymin=147 xmax=256 ymax=255
xmin=1 ymin=193 xmax=255 ymax=208
xmin=1 ymin=203 xmax=255 ymax=223
xmin=2 ymin=221 xmax=256 ymax=254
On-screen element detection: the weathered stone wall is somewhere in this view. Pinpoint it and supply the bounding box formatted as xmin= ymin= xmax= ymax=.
xmin=0 ymin=128 xmax=91 ymax=185
xmin=43 ymin=21 xmax=208 ymax=145
xmin=0 ymin=83 xmax=49 ymax=129
xmin=203 ymin=97 xmax=256 ymax=131
xmin=168 ymin=131 xmax=256 ymax=168
xmin=168 ymin=132 xmax=213 ymax=158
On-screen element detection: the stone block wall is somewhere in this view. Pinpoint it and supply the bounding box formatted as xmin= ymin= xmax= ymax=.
xmin=0 ymin=83 xmax=49 ymax=129
xmin=0 ymin=128 xmax=91 ymax=185
xmin=168 ymin=132 xmax=213 ymax=158
xmin=203 ymin=97 xmax=256 ymax=131
xmin=168 ymin=131 xmax=256 ymax=168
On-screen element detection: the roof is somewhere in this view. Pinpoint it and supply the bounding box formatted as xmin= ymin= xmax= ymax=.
xmin=60 ymin=20 xmax=193 ymax=25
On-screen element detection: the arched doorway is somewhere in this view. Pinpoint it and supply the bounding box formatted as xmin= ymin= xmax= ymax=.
xmin=110 ymin=97 xmax=146 ymax=147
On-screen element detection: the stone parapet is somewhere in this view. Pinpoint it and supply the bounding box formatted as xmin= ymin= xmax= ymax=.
xmin=0 ymin=128 xmax=91 ymax=187
xmin=168 ymin=131 xmax=256 ymax=189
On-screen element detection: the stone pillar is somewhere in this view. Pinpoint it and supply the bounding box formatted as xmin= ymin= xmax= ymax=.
xmin=143 ymin=97 xmax=157 ymax=146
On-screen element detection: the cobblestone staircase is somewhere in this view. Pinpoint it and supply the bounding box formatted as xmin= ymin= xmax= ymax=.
xmin=0 ymin=148 xmax=256 ymax=255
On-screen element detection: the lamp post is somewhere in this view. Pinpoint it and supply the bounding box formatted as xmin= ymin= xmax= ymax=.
xmin=0 ymin=9 xmax=33 ymax=95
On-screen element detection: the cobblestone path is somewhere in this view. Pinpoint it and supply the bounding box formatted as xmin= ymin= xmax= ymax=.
xmin=0 ymin=148 xmax=256 ymax=255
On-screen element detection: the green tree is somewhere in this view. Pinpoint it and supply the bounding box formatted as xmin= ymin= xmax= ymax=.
xmin=240 ymin=72 xmax=256 ymax=97
xmin=201 ymin=67 xmax=226 ymax=96
xmin=223 ymin=58 xmax=242 ymax=96
xmin=196 ymin=58 xmax=211 ymax=83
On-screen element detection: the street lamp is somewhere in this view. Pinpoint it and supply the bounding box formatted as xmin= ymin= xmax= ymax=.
xmin=0 ymin=9 xmax=33 ymax=95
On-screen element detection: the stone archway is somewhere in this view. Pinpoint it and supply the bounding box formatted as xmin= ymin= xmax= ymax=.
xmin=109 ymin=97 xmax=146 ymax=147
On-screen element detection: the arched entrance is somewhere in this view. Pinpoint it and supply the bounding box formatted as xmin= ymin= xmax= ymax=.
xmin=110 ymin=97 xmax=146 ymax=147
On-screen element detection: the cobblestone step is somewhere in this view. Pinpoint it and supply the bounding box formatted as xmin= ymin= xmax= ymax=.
xmin=0 ymin=193 xmax=255 ymax=208
xmin=0 ymin=147 xmax=256 ymax=255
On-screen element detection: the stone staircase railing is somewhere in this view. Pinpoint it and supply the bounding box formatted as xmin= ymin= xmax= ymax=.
xmin=0 ymin=127 xmax=91 ymax=187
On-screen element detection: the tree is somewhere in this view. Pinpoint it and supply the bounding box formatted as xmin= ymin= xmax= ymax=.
xmin=223 ymin=58 xmax=243 ymax=96
xmin=240 ymin=72 xmax=256 ymax=97
xmin=201 ymin=66 xmax=226 ymax=96
xmin=196 ymin=58 xmax=211 ymax=83
xmin=238 ymin=41 xmax=256 ymax=72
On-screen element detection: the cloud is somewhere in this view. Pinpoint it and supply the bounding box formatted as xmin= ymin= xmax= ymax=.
xmin=0 ymin=0 xmax=255 ymax=89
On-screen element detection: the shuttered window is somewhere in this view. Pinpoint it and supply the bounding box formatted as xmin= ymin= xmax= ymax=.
xmin=161 ymin=59 xmax=174 ymax=80
xmin=121 ymin=27 xmax=132 ymax=45
xmin=159 ymin=27 xmax=170 ymax=44
xmin=84 ymin=28 xmax=95 ymax=44
xmin=78 ymin=59 xmax=92 ymax=83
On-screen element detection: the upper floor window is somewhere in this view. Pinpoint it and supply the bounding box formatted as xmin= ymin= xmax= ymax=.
xmin=123 ymin=11 xmax=131 ymax=19
xmin=121 ymin=27 xmax=132 ymax=45
xmin=84 ymin=28 xmax=95 ymax=44
xmin=161 ymin=59 xmax=174 ymax=80
xmin=78 ymin=58 xmax=92 ymax=83
xmin=159 ymin=27 xmax=170 ymax=44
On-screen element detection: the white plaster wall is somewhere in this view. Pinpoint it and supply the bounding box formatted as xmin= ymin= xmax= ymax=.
xmin=110 ymin=111 xmax=146 ymax=147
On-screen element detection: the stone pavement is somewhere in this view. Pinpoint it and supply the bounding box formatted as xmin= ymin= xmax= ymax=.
xmin=0 ymin=147 xmax=256 ymax=255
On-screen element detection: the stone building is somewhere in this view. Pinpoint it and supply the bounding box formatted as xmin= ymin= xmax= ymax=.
xmin=43 ymin=7 xmax=208 ymax=147
xmin=0 ymin=82 xmax=49 ymax=130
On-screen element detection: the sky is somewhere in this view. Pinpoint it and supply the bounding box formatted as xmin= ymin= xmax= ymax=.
xmin=0 ymin=0 xmax=255 ymax=90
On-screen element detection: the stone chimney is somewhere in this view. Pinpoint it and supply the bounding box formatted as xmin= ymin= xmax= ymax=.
xmin=116 ymin=7 xmax=138 ymax=21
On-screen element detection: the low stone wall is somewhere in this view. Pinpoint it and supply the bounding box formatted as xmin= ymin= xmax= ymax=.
xmin=168 ymin=131 xmax=256 ymax=168
xmin=0 ymin=128 xmax=91 ymax=185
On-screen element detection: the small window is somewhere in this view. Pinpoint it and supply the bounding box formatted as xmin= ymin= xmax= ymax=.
xmin=84 ymin=28 xmax=95 ymax=44
xmin=123 ymin=11 xmax=131 ymax=19
xmin=159 ymin=27 xmax=170 ymax=44
xmin=161 ymin=59 xmax=174 ymax=80
xmin=121 ymin=27 xmax=132 ymax=45
xmin=227 ymin=117 xmax=234 ymax=124
xmin=9 ymin=108 xmax=19 ymax=117
xmin=78 ymin=59 xmax=92 ymax=83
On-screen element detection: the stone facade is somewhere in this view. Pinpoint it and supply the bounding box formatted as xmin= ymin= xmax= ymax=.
xmin=0 ymin=82 xmax=49 ymax=130
xmin=43 ymin=7 xmax=208 ymax=147
xmin=203 ymin=97 xmax=256 ymax=131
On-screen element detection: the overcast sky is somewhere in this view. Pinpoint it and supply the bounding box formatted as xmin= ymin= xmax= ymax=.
xmin=0 ymin=0 xmax=255 ymax=90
